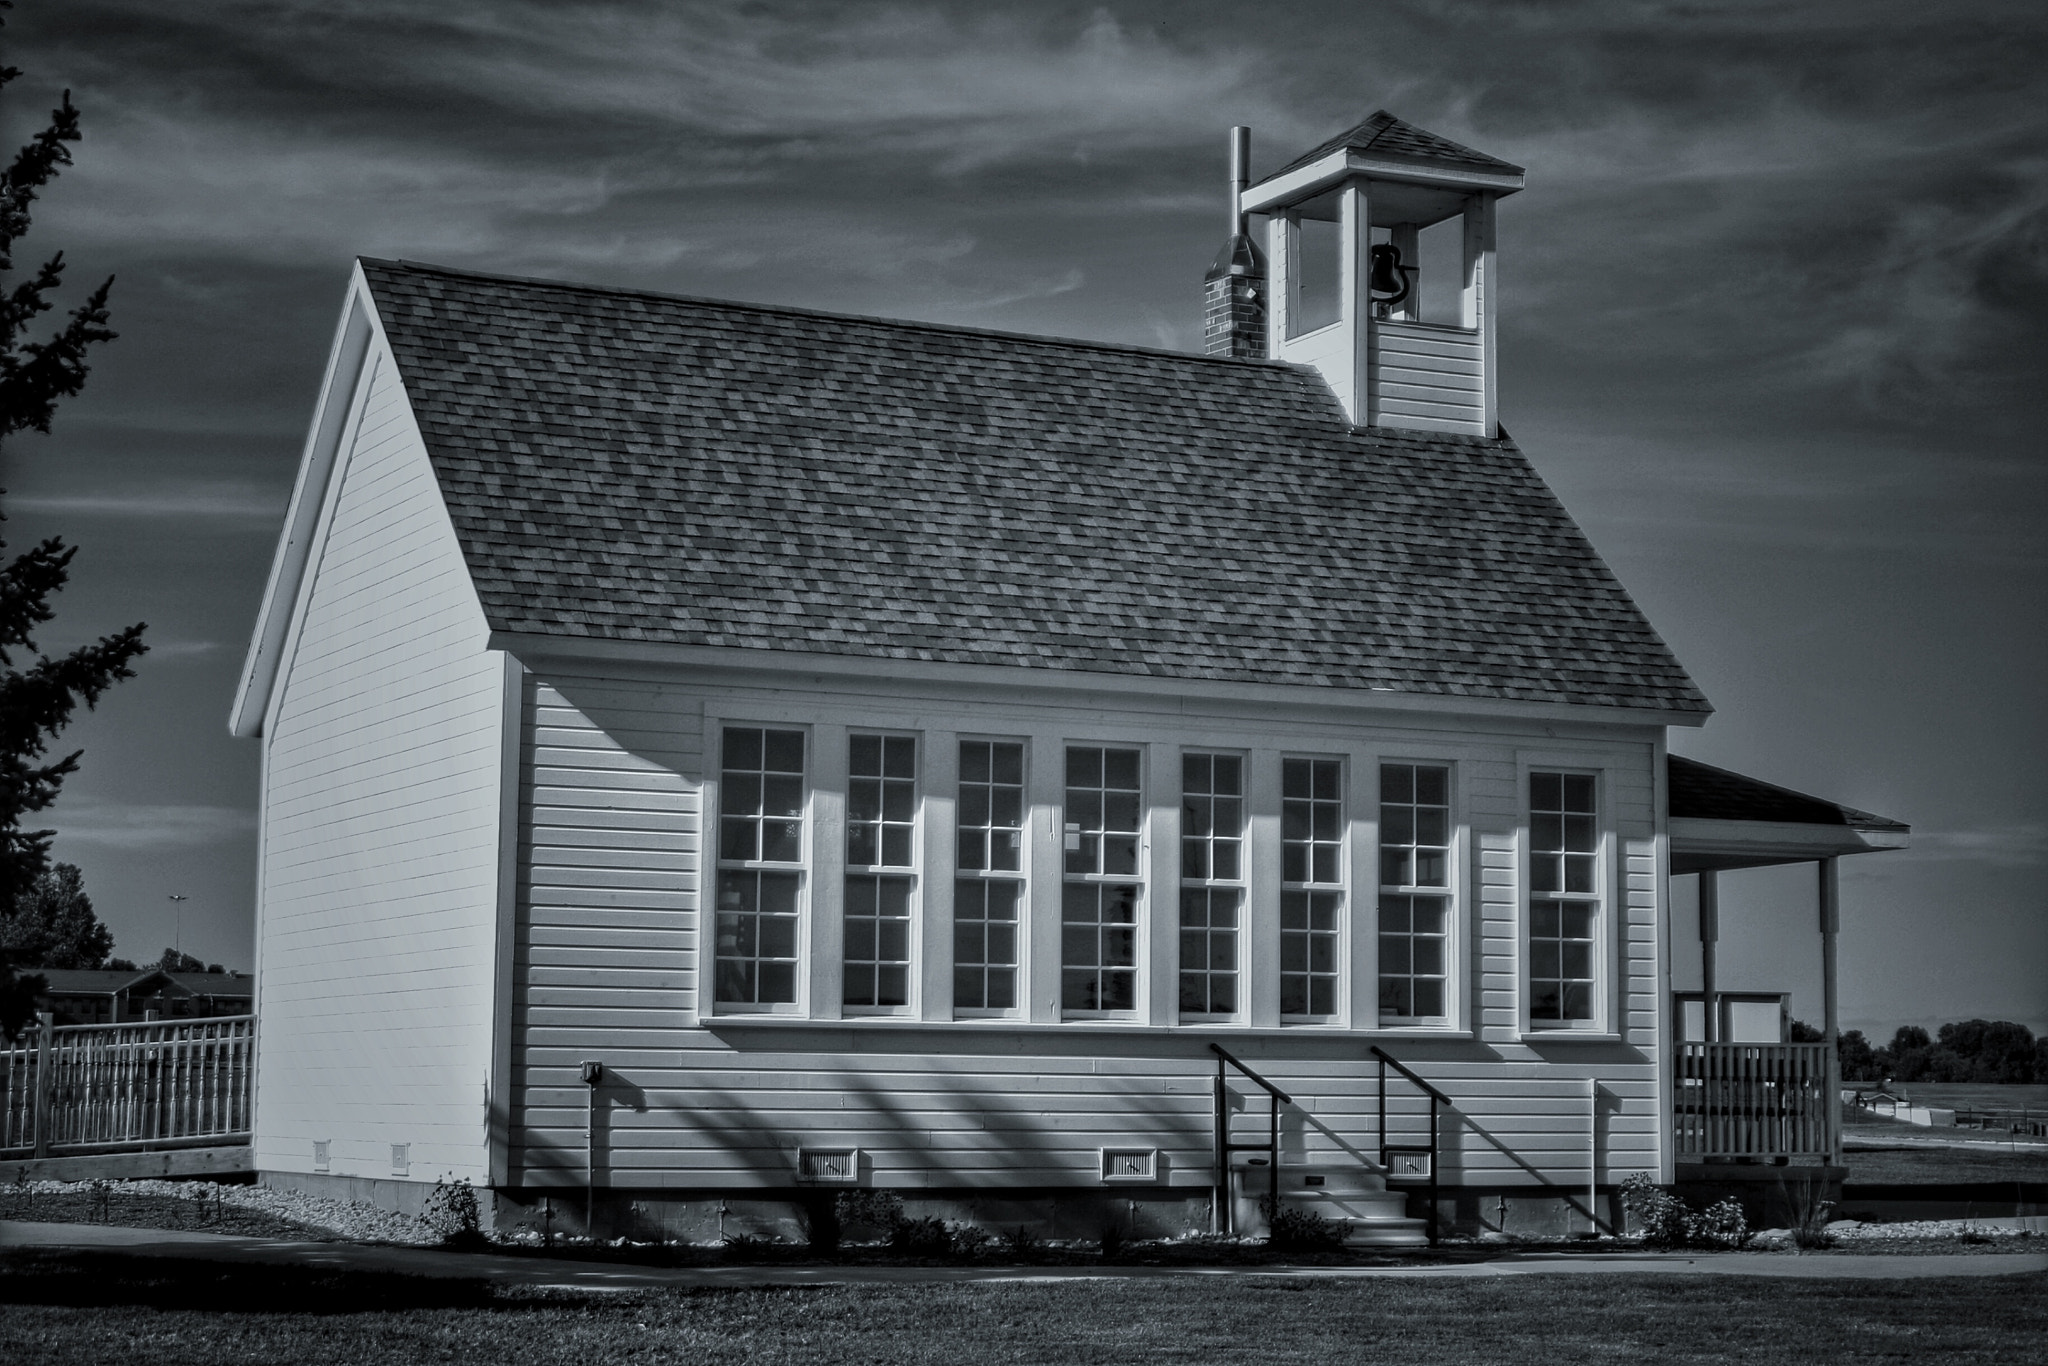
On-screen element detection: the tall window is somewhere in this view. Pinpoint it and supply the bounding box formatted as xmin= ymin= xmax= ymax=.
xmin=1063 ymin=746 xmax=1141 ymax=1013
xmin=1379 ymin=764 xmax=1450 ymax=1022
xmin=956 ymin=739 xmax=1025 ymax=1012
xmin=715 ymin=727 xmax=805 ymax=1008
xmin=1180 ymin=753 xmax=1243 ymax=1017
xmin=1281 ymin=757 xmax=1344 ymax=1018
xmin=845 ymin=734 xmax=915 ymax=1010
xmin=1529 ymin=772 xmax=1598 ymax=1025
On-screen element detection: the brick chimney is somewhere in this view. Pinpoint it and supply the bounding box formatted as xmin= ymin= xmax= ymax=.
xmin=1203 ymin=126 xmax=1267 ymax=358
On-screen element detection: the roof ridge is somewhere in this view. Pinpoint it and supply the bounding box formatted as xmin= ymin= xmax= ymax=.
xmin=361 ymin=256 xmax=1299 ymax=374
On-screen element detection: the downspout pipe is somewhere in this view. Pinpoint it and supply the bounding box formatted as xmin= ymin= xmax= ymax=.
xmin=580 ymin=1060 xmax=604 ymax=1235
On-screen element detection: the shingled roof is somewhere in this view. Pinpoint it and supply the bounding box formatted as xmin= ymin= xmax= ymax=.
xmin=359 ymin=259 xmax=1706 ymax=714
xmin=1266 ymin=110 xmax=1525 ymax=181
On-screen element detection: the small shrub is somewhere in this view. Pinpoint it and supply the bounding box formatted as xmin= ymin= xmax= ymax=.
xmin=948 ymin=1222 xmax=992 ymax=1257
xmin=422 ymin=1176 xmax=488 ymax=1250
xmin=1778 ymin=1173 xmax=1835 ymax=1249
xmin=889 ymin=1215 xmax=954 ymax=1256
xmin=1004 ymin=1224 xmax=1042 ymax=1259
xmin=835 ymin=1189 xmax=906 ymax=1241
xmin=1690 ymin=1197 xmax=1748 ymax=1249
xmin=1621 ymin=1174 xmax=1690 ymax=1248
xmin=1621 ymin=1173 xmax=1749 ymax=1250
xmin=1260 ymin=1196 xmax=1347 ymax=1251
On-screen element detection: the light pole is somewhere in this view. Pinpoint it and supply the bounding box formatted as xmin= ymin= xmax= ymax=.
xmin=167 ymin=894 xmax=188 ymax=962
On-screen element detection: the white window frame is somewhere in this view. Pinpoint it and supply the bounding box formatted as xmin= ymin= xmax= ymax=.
xmin=1177 ymin=750 xmax=1246 ymax=1023
xmin=953 ymin=735 xmax=1028 ymax=1019
xmin=1279 ymin=752 xmax=1346 ymax=1024
xmin=1059 ymin=742 xmax=1146 ymax=1020
xmin=1520 ymin=762 xmax=1610 ymax=1035
xmin=709 ymin=723 xmax=810 ymax=1016
xmin=1376 ymin=759 xmax=1457 ymax=1028
xmin=842 ymin=730 xmax=919 ymax=1016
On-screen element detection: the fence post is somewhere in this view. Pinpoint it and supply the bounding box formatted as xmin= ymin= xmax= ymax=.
xmin=32 ymin=1011 xmax=54 ymax=1159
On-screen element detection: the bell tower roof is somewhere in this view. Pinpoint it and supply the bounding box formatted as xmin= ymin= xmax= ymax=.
xmin=1242 ymin=111 xmax=1524 ymax=227
xmin=1268 ymin=110 xmax=1524 ymax=181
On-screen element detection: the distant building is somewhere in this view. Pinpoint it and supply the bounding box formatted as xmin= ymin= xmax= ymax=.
xmin=35 ymin=969 xmax=254 ymax=1027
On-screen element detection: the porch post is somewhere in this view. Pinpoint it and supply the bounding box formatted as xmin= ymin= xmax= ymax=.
xmin=1818 ymin=857 xmax=1841 ymax=1166
xmin=1698 ymin=871 xmax=1719 ymax=1043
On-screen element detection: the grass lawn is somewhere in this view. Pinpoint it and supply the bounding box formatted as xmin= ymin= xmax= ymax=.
xmin=1 ymin=1252 xmax=2043 ymax=1365
xmin=1842 ymin=1103 xmax=2048 ymax=1184
xmin=1843 ymin=1141 xmax=2048 ymax=1185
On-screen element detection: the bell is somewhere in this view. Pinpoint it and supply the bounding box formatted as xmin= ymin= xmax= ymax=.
xmin=1368 ymin=243 xmax=1412 ymax=306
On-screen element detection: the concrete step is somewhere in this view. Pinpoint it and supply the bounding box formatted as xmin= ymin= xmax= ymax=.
xmin=1228 ymin=1158 xmax=1428 ymax=1244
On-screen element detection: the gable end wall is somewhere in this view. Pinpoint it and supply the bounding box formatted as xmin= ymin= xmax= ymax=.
xmin=253 ymin=339 xmax=505 ymax=1185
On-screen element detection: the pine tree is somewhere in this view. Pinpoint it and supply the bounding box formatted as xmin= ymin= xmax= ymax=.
xmin=0 ymin=7 xmax=147 ymax=1037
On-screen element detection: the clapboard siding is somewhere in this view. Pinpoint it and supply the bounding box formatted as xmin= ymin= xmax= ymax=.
xmin=507 ymin=676 xmax=1670 ymax=1193
xmin=1370 ymin=321 xmax=1487 ymax=434
xmin=511 ymin=672 xmax=703 ymax=1180
xmin=255 ymin=340 xmax=504 ymax=1184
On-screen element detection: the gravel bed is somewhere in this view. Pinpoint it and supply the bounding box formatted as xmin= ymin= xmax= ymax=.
xmin=0 ymin=1179 xmax=440 ymax=1245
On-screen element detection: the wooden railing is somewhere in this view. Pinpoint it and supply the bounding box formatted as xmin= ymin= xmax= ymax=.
xmin=1 ymin=1015 xmax=254 ymax=1157
xmin=1673 ymin=1041 xmax=1831 ymax=1159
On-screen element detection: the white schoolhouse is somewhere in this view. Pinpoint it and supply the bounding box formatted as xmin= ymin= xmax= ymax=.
xmin=231 ymin=113 xmax=1906 ymax=1241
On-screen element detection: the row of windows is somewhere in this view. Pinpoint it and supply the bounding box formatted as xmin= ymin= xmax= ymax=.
xmin=712 ymin=728 xmax=1604 ymax=1027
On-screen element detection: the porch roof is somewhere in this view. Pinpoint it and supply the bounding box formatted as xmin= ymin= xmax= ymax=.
xmin=1668 ymin=755 xmax=1909 ymax=872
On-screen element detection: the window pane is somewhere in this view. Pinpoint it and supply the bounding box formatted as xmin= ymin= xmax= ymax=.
xmin=960 ymin=742 xmax=990 ymax=783
xmin=763 ymin=730 xmax=805 ymax=774
xmin=723 ymin=728 xmax=762 ymax=771
xmin=993 ymin=744 xmax=1022 ymax=785
xmin=761 ymin=820 xmax=801 ymax=862
xmin=849 ymin=733 xmax=881 ymax=777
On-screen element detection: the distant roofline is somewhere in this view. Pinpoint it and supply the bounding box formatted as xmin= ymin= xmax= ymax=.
xmin=367 ymin=257 xmax=1303 ymax=376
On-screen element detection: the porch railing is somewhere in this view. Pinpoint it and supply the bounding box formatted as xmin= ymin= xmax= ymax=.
xmin=1673 ymin=1040 xmax=1831 ymax=1160
xmin=1 ymin=1015 xmax=255 ymax=1157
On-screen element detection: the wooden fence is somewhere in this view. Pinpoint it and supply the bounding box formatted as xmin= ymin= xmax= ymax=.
xmin=1673 ymin=1040 xmax=1832 ymax=1159
xmin=1 ymin=1015 xmax=253 ymax=1157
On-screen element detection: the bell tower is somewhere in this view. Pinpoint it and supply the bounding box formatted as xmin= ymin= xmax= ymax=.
xmin=1238 ymin=111 xmax=1524 ymax=436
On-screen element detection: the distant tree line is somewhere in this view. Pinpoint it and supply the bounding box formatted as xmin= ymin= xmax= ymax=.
xmin=1813 ymin=1019 xmax=2048 ymax=1085
xmin=0 ymin=860 xmax=228 ymax=975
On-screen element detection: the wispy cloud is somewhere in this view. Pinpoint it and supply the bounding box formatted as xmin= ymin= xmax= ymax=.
xmin=8 ymin=486 xmax=284 ymax=521
xmin=1908 ymin=824 xmax=2048 ymax=869
xmin=45 ymin=800 xmax=257 ymax=851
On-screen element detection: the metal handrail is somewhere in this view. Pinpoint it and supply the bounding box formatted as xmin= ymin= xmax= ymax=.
xmin=1369 ymin=1044 xmax=1451 ymax=1103
xmin=1209 ymin=1043 xmax=1288 ymax=1235
xmin=1371 ymin=1044 xmax=1442 ymax=1245
xmin=1210 ymin=1043 xmax=1292 ymax=1102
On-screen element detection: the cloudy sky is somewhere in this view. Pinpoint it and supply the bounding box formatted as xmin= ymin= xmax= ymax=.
xmin=3 ymin=0 xmax=2042 ymax=1036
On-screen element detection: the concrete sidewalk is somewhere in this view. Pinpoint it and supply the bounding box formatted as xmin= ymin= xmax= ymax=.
xmin=3 ymin=1221 xmax=2043 ymax=1288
